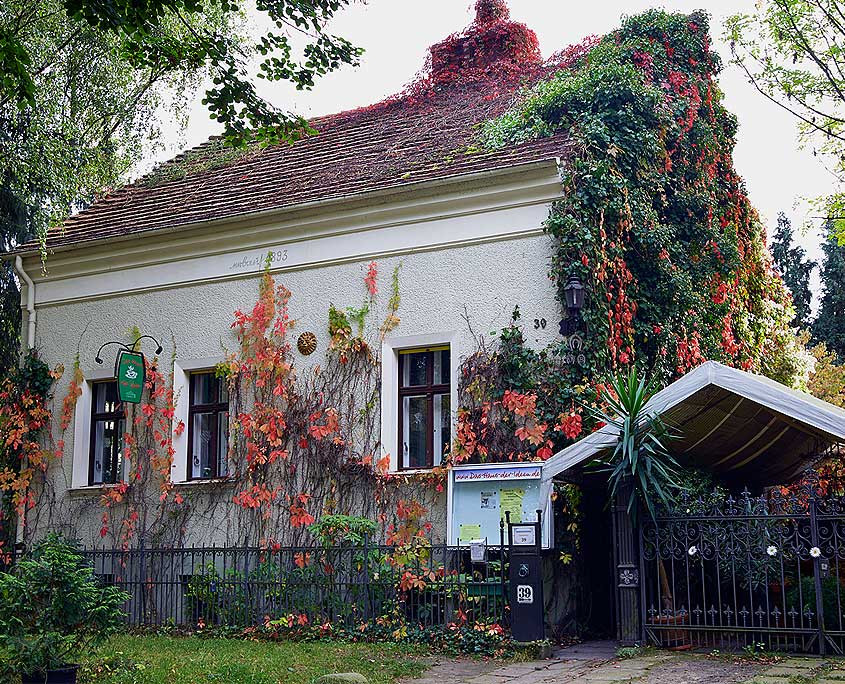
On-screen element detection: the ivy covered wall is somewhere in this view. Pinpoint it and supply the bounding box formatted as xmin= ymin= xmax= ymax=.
xmin=484 ymin=9 xmax=807 ymax=387
xmin=448 ymin=9 xmax=812 ymax=472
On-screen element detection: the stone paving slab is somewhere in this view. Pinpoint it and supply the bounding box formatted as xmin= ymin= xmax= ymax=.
xmin=779 ymin=658 xmax=824 ymax=667
xmin=401 ymin=648 xmax=766 ymax=684
xmin=552 ymin=640 xmax=618 ymax=661
xmin=402 ymin=658 xmax=498 ymax=684
xmin=582 ymin=673 xmax=644 ymax=682
xmin=763 ymin=665 xmax=821 ymax=676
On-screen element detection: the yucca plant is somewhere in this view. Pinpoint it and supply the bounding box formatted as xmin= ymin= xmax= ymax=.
xmin=588 ymin=368 xmax=681 ymax=522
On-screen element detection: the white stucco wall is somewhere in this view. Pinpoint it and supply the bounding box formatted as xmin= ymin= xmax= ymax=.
xmin=36 ymin=234 xmax=560 ymax=368
xmin=23 ymin=166 xmax=565 ymax=546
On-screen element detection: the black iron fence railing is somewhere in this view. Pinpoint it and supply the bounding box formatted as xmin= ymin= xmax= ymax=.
xmin=13 ymin=539 xmax=509 ymax=630
xmin=640 ymin=484 xmax=845 ymax=655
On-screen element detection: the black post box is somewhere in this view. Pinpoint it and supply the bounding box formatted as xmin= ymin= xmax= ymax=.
xmin=506 ymin=511 xmax=544 ymax=642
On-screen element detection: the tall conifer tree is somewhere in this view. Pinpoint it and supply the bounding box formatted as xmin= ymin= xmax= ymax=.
xmin=771 ymin=212 xmax=815 ymax=328
xmin=814 ymin=222 xmax=845 ymax=359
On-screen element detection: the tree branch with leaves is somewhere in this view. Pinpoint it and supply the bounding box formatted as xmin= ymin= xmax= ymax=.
xmin=726 ymin=0 xmax=845 ymax=238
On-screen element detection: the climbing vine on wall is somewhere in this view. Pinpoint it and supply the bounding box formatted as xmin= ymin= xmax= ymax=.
xmin=447 ymin=8 xmax=817 ymax=571
xmin=9 ymin=259 xmax=442 ymax=551
xmin=483 ymin=9 xmax=810 ymax=389
xmin=0 ymin=350 xmax=58 ymax=555
xmin=217 ymin=262 xmax=405 ymax=547
xmin=454 ymin=308 xmax=586 ymax=466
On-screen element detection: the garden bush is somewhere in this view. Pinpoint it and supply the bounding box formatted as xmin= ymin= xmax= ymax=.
xmin=785 ymin=575 xmax=842 ymax=625
xmin=0 ymin=534 xmax=128 ymax=678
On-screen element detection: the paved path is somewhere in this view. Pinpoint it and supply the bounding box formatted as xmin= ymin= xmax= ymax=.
xmin=747 ymin=656 xmax=845 ymax=683
xmin=402 ymin=645 xmax=845 ymax=684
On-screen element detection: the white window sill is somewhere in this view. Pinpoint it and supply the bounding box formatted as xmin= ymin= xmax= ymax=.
xmin=172 ymin=478 xmax=234 ymax=487
xmin=68 ymin=483 xmax=126 ymax=495
xmin=71 ymin=478 xmax=235 ymax=493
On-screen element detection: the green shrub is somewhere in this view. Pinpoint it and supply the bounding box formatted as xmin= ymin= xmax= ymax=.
xmin=308 ymin=515 xmax=378 ymax=546
xmin=785 ymin=575 xmax=842 ymax=625
xmin=0 ymin=534 xmax=129 ymax=677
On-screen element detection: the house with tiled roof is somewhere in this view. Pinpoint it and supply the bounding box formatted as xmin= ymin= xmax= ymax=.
xmin=11 ymin=1 xmax=571 ymax=547
xmin=14 ymin=1 xmax=845 ymax=649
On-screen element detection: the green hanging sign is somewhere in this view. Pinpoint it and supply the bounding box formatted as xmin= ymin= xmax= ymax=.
xmin=116 ymin=350 xmax=145 ymax=404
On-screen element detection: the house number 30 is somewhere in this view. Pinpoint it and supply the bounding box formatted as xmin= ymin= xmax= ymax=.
xmin=534 ymin=318 xmax=547 ymax=330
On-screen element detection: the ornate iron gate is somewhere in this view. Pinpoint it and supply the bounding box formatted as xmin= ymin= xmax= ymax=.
xmin=639 ymin=484 xmax=845 ymax=654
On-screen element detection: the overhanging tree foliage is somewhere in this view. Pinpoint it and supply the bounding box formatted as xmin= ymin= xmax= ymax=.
xmin=0 ymin=0 xmax=235 ymax=376
xmin=1 ymin=0 xmax=235 ymax=249
xmin=0 ymin=0 xmax=361 ymax=375
xmin=726 ymin=1 xmax=845 ymax=240
xmin=2 ymin=0 xmax=363 ymax=149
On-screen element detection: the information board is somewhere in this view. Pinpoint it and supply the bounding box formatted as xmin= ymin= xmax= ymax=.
xmin=447 ymin=463 xmax=552 ymax=549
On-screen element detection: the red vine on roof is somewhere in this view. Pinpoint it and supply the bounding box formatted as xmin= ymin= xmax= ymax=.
xmin=427 ymin=0 xmax=541 ymax=87
xmin=320 ymin=0 xmax=584 ymax=123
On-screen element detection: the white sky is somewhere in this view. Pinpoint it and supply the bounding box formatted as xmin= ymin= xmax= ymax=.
xmin=158 ymin=1 xmax=838 ymax=300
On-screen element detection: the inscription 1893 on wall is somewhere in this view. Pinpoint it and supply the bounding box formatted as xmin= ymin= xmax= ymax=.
xmin=228 ymin=249 xmax=290 ymax=273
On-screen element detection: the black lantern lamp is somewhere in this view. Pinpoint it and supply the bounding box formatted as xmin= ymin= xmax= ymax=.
xmin=564 ymin=275 xmax=585 ymax=316
xmin=559 ymin=275 xmax=586 ymax=337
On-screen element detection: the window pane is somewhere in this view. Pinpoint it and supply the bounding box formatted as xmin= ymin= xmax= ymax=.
xmin=192 ymin=413 xmax=215 ymax=479
xmin=92 ymin=419 xmax=122 ymax=484
xmin=217 ymin=411 xmax=229 ymax=477
xmin=94 ymin=382 xmax=119 ymax=414
xmin=92 ymin=421 xmax=106 ymax=483
xmin=433 ymin=349 xmax=450 ymax=386
xmin=192 ymin=373 xmax=219 ymax=406
xmin=434 ymin=393 xmax=450 ymax=465
xmin=402 ymin=352 xmax=428 ymax=388
xmin=402 ymin=395 xmax=428 ymax=469
xmin=114 ymin=419 xmax=125 ymax=483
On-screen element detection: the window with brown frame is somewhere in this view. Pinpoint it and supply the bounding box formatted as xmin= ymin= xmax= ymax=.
xmin=188 ymin=372 xmax=230 ymax=480
xmin=89 ymin=381 xmax=125 ymax=485
xmin=398 ymin=346 xmax=451 ymax=470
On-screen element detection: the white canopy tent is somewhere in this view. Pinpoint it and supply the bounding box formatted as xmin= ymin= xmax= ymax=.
xmin=539 ymin=361 xmax=845 ymax=502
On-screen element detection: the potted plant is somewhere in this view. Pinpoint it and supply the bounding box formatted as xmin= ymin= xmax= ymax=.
xmin=0 ymin=534 xmax=129 ymax=683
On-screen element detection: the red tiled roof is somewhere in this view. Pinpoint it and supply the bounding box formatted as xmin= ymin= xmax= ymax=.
xmin=20 ymin=1 xmax=575 ymax=254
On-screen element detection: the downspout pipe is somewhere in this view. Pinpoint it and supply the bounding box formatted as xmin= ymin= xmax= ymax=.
xmin=0 ymin=254 xmax=35 ymax=351
xmin=15 ymin=256 xmax=35 ymax=351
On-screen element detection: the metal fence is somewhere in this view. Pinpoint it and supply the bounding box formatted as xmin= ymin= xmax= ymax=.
xmin=640 ymin=485 xmax=845 ymax=654
xmin=73 ymin=539 xmax=509 ymax=630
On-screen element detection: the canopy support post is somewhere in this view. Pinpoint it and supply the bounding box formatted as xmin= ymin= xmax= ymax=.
xmin=612 ymin=478 xmax=641 ymax=645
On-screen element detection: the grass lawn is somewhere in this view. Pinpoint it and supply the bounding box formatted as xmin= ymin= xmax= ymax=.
xmin=77 ymin=635 xmax=430 ymax=684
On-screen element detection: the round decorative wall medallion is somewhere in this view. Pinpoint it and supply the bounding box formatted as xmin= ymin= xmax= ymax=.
xmin=297 ymin=331 xmax=317 ymax=356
